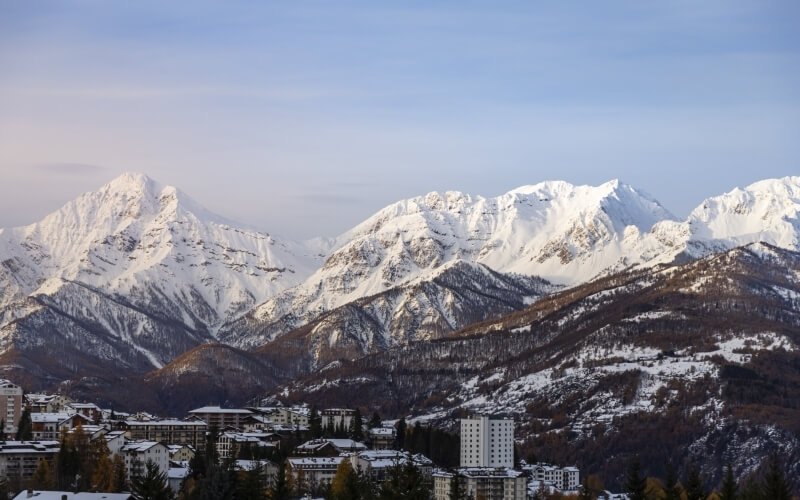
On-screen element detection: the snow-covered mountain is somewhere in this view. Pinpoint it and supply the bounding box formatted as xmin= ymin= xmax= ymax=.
xmin=2 ymin=173 xmax=800 ymax=387
xmin=219 ymin=179 xmax=677 ymax=347
xmin=0 ymin=173 xmax=325 ymax=373
xmin=683 ymin=176 xmax=800 ymax=256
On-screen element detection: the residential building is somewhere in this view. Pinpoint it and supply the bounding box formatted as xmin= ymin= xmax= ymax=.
xmin=460 ymin=415 xmax=514 ymax=468
xmin=104 ymin=431 xmax=127 ymax=456
xmin=25 ymin=393 xmax=73 ymax=414
xmin=167 ymin=444 xmax=196 ymax=462
xmin=187 ymin=406 xmax=252 ymax=429
xmin=351 ymin=450 xmax=433 ymax=483
xmin=286 ymin=456 xmax=346 ymax=490
xmin=523 ymin=463 xmax=580 ymax=491
xmin=69 ymin=403 xmax=102 ymax=423
xmin=217 ymin=431 xmax=277 ymax=459
xmin=31 ymin=413 xmax=73 ymax=441
xmin=433 ymin=468 xmax=526 ymax=500
xmin=120 ymin=441 xmax=169 ymax=482
xmin=124 ymin=419 xmax=207 ymax=448
xmin=367 ymin=427 xmax=395 ymax=450
xmin=253 ymin=406 xmax=310 ymax=426
xmin=0 ymin=441 xmax=60 ymax=480
xmin=0 ymin=379 xmax=23 ymax=437
xmin=321 ymin=408 xmax=355 ymax=431
xmin=235 ymin=460 xmax=279 ymax=489
xmin=12 ymin=492 xmax=132 ymax=500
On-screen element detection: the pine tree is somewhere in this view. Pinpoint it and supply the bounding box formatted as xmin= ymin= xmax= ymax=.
xmin=236 ymin=462 xmax=267 ymax=500
xmin=395 ymin=418 xmax=407 ymax=450
xmin=684 ymin=465 xmax=705 ymax=500
xmin=271 ymin=462 xmax=290 ymax=500
xmin=625 ymin=456 xmax=647 ymax=500
xmin=349 ymin=408 xmax=364 ymax=442
xmin=378 ymin=461 xmax=428 ymax=500
xmin=16 ymin=407 xmax=32 ymax=440
xmin=719 ymin=463 xmax=736 ymax=500
xmin=762 ymin=453 xmax=792 ymax=500
xmin=368 ymin=411 xmax=381 ymax=429
xmin=450 ymin=472 xmax=470 ymax=500
xmin=310 ymin=406 xmax=323 ymax=439
xmin=131 ymin=460 xmax=175 ymax=500
xmin=664 ymin=462 xmax=681 ymax=500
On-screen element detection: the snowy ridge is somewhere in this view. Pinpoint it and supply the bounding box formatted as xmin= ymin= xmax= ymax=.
xmin=0 ymin=173 xmax=324 ymax=331
xmin=222 ymin=179 xmax=678 ymax=346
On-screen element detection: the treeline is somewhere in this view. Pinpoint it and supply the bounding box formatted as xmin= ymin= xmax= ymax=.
xmin=618 ymin=453 xmax=795 ymax=500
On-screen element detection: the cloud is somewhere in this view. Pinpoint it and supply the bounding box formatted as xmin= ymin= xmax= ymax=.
xmin=34 ymin=162 xmax=108 ymax=175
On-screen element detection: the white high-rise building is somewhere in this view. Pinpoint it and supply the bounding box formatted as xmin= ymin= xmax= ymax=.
xmin=460 ymin=415 xmax=514 ymax=468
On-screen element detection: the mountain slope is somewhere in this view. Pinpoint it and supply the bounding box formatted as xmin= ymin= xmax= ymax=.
xmin=274 ymin=243 xmax=800 ymax=489
xmin=219 ymin=180 xmax=676 ymax=347
xmin=0 ymin=173 xmax=325 ymax=378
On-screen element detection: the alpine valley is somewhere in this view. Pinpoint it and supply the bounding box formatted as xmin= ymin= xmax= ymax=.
xmin=2 ymin=173 xmax=800 ymax=487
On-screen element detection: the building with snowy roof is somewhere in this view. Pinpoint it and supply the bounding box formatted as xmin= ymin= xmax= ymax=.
xmin=187 ymin=406 xmax=252 ymax=429
xmin=0 ymin=441 xmax=60 ymax=480
xmin=433 ymin=467 xmax=526 ymax=500
xmin=120 ymin=441 xmax=169 ymax=482
xmin=124 ymin=419 xmax=207 ymax=448
xmin=13 ymin=492 xmax=132 ymax=499
xmin=287 ymin=456 xmax=347 ymax=490
xmin=351 ymin=450 xmax=434 ymax=482
xmin=367 ymin=427 xmax=395 ymax=450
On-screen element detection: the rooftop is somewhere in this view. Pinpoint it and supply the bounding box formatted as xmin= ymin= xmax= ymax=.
xmin=189 ymin=406 xmax=252 ymax=414
xmin=12 ymin=493 xmax=131 ymax=500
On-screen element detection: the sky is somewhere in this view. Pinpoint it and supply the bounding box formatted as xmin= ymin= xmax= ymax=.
xmin=1 ymin=1 xmax=798 ymax=239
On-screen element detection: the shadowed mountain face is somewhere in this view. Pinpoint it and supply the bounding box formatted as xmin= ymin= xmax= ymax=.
xmin=270 ymin=243 xmax=800 ymax=490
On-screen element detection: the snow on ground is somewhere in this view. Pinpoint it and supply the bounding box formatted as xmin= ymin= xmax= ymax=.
xmin=442 ymin=332 xmax=796 ymax=433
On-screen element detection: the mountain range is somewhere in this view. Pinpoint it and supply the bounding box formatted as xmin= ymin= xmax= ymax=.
xmin=1 ymin=173 xmax=798 ymax=384
xmin=2 ymin=172 xmax=799 ymax=486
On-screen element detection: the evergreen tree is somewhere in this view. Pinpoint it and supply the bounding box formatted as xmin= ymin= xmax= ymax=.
xmin=395 ymin=418 xmax=407 ymax=450
xmin=349 ymin=408 xmax=365 ymax=442
xmin=625 ymin=456 xmax=647 ymax=500
xmin=664 ymin=462 xmax=681 ymax=500
xmin=451 ymin=472 xmax=470 ymax=500
xmin=762 ymin=453 xmax=792 ymax=500
xmin=16 ymin=407 xmax=32 ymax=440
xmin=719 ymin=463 xmax=737 ymax=500
xmin=737 ymin=474 xmax=761 ymax=500
xmin=271 ymin=462 xmax=290 ymax=500
xmin=30 ymin=458 xmax=53 ymax=490
xmin=378 ymin=461 xmax=428 ymax=500
xmin=131 ymin=460 xmax=174 ymax=500
xmin=236 ymin=462 xmax=267 ymax=500
xmin=368 ymin=411 xmax=381 ymax=429
xmin=310 ymin=406 xmax=323 ymax=439
xmin=0 ymin=419 xmax=6 ymax=441
xmin=684 ymin=465 xmax=705 ymax=500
